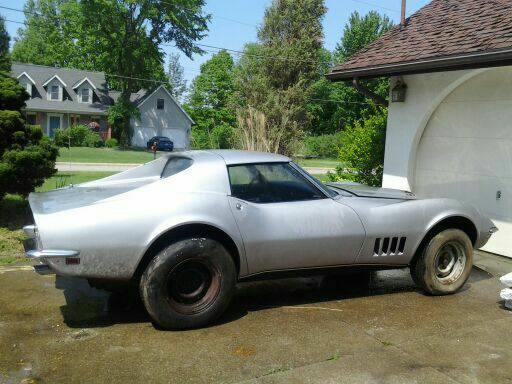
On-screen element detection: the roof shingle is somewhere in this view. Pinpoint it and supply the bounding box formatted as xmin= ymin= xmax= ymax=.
xmin=328 ymin=0 xmax=512 ymax=80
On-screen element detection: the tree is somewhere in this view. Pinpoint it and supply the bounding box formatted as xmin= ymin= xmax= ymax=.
xmin=11 ymin=0 xmax=80 ymax=67
xmin=13 ymin=0 xmax=210 ymax=145
xmin=233 ymin=0 xmax=327 ymax=154
xmin=186 ymin=50 xmax=236 ymax=149
xmin=334 ymin=11 xmax=393 ymax=63
xmin=306 ymin=11 xmax=393 ymax=136
xmin=167 ymin=53 xmax=187 ymax=103
xmin=0 ymin=16 xmax=10 ymax=72
xmin=0 ymin=24 xmax=57 ymax=200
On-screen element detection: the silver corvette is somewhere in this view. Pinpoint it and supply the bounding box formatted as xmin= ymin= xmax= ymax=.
xmin=24 ymin=150 xmax=497 ymax=329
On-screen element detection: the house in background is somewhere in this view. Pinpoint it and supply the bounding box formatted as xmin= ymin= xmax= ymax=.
xmin=13 ymin=62 xmax=112 ymax=139
xmin=109 ymin=85 xmax=193 ymax=150
xmin=12 ymin=63 xmax=192 ymax=150
xmin=328 ymin=0 xmax=512 ymax=258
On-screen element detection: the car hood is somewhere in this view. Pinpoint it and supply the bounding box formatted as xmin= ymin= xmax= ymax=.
xmin=326 ymin=182 xmax=416 ymax=200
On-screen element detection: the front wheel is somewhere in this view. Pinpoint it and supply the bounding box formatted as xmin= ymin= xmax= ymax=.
xmin=140 ymin=237 xmax=236 ymax=330
xmin=410 ymin=229 xmax=473 ymax=295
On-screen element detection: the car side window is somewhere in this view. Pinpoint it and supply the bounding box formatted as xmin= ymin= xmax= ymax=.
xmin=161 ymin=157 xmax=193 ymax=178
xmin=228 ymin=163 xmax=326 ymax=203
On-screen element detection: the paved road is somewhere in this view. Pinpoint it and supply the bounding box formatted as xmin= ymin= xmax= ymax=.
xmin=56 ymin=162 xmax=334 ymax=175
xmin=0 ymin=252 xmax=511 ymax=383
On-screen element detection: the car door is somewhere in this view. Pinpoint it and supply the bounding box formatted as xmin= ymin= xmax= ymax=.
xmin=227 ymin=162 xmax=365 ymax=275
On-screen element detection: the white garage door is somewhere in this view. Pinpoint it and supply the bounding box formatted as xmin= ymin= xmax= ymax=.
xmin=132 ymin=126 xmax=158 ymax=148
xmin=414 ymin=67 xmax=512 ymax=257
xmin=161 ymin=128 xmax=188 ymax=150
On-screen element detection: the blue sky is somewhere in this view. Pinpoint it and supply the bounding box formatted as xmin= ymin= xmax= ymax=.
xmin=0 ymin=0 xmax=431 ymax=85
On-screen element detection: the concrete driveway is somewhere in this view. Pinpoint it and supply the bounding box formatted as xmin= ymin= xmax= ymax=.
xmin=0 ymin=253 xmax=511 ymax=384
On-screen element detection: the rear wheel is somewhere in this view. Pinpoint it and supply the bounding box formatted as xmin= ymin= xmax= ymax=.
xmin=140 ymin=237 xmax=236 ymax=330
xmin=410 ymin=229 xmax=473 ymax=295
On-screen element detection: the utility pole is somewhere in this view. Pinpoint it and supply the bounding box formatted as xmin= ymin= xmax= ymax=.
xmin=401 ymin=0 xmax=406 ymax=27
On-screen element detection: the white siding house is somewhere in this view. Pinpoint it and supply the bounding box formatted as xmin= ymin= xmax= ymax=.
xmin=130 ymin=85 xmax=193 ymax=150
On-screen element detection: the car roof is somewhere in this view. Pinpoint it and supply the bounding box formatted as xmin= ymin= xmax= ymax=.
xmin=206 ymin=149 xmax=290 ymax=165
xmin=170 ymin=150 xmax=290 ymax=165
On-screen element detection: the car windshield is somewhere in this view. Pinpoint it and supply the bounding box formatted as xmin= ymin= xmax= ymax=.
xmin=289 ymin=162 xmax=338 ymax=198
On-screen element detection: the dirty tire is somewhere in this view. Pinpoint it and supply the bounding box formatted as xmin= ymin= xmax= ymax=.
xmin=411 ymin=229 xmax=473 ymax=295
xmin=140 ymin=237 xmax=236 ymax=330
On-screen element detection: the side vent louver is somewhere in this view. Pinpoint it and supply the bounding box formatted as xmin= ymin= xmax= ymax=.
xmin=374 ymin=236 xmax=407 ymax=256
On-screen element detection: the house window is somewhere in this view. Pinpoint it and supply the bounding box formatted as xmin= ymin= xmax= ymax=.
xmin=25 ymin=83 xmax=32 ymax=97
xmin=157 ymin=98 xmax=164 ymax=110
xmin=81 ymin=88 xmax=90 ymax=103
xmin=50 ymin=85 xmax=60 ymax=100
xmin=26 ymin=113 xmax=36 ymax=125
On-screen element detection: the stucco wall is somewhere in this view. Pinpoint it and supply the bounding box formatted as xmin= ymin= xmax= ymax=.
xmin=131 ymin=87 xmax=192 ymax=149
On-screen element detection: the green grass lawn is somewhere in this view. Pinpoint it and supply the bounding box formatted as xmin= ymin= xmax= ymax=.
xmin=312 ymin=173 xmax=330 ymax=182
xmin=37 ymin=171 xmax=116 ymax=192
xmin=295 ymin=158 xmax=339 ymax=169
xmin=0 ymin=195 xmax=31 ymax=265
xmin=58 ymin=147 xmax=159 ymax=164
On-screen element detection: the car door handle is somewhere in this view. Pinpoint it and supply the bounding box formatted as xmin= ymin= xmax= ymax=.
xmin=235 ymin=203 xmax=243 ymax=210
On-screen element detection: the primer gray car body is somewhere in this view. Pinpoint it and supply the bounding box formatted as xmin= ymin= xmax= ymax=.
xmin=24 ymin=150 xmax=496 ymax=280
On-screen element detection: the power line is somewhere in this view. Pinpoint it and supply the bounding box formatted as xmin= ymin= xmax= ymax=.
xmin=0 ymin=5 xmax=384 ymax=107
xmin=2 ymin=18 xmax=24 ymax=25
xmin=1 ymin=3 xmax=335 ymax=66
xmin=348 ymin=0 xmax=401 ymax=14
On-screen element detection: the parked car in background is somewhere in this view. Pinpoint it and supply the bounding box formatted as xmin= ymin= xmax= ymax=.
xmin=23 ymin=150 xmax=497 ymax=330
xmin=146 ymin=136 xmax=174 ymax=152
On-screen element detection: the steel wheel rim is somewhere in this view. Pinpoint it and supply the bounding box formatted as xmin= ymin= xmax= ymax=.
xmin=166 ymin=259 xmax=221 ymax=315
xmin=434 ymin=241 xmax=466 ymax=284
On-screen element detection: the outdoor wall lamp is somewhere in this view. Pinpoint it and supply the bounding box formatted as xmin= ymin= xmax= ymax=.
xmin=391 ymin=78 xmax=407 ymax=102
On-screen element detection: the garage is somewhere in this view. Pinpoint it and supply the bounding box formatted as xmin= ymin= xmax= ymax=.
xmin=414 ymin=67 xmax=512 ymax=257
xmin=327 ymin=0 xmax=512 ymax=258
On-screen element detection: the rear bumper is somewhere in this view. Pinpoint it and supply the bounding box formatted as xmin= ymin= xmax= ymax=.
xmin=26 ymin=249 xmax=80 ymax=259
xmin=23 ymin=225 xmax=79 ymax=275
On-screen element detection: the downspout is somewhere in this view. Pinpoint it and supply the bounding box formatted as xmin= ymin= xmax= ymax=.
xmin=352 ymin=78 xmax=389 ymax=107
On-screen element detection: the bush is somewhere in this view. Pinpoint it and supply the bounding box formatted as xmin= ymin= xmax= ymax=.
xmin=84 ymin=132 xmax=103 ymax=148
xmin=329 ymin=113 xmax=387 ymax=187
xmin=304 ymin=133 xmax=344 ymax=158
xmin=54 ymin=125 xmax=104 ymax=147
xmin=105 ymin=138 xmax=118 ymax=148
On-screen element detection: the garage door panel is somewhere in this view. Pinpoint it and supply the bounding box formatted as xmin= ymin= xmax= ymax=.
xmin=416 ymin=136 xmax=512 ymax=178
xmin=415 ymin=68 xmax=512 ymax=257
xmin=132 ymin=127 xmax=157 ymax=148
xmin=415 ymin=169 xmax=512 ymax=220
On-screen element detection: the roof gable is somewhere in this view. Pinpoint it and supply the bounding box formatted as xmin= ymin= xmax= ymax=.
xmin=42 ymin=74 xmax=67 ymax=87
xmin=328 ymin=0 xmax=512 ymax=80
xmin=17 ymin=71 xmax=35 ymax=84
xmin=72 ymin=77 xmax=97 ymax=90
xmin=136 ymin=85 xmax=194 ymax=124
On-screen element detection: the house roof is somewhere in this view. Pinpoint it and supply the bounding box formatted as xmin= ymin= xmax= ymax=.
xmin=108 ymin=85 xmax=194 ymax=124
xmin=327 ymin=0 xmax=512 ymax=80
xmin=12 ymin=62 xmax=112 ymax=114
